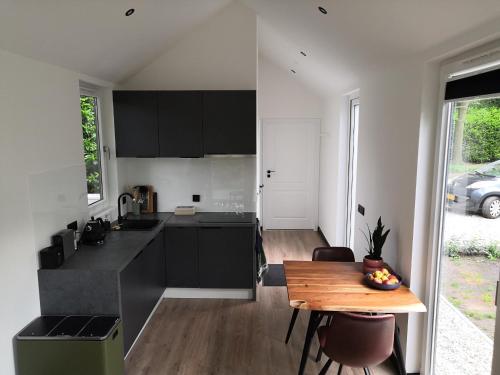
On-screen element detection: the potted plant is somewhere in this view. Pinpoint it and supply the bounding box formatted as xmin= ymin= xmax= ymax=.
xmin=362 ymin=216 xmax=390 ymax=274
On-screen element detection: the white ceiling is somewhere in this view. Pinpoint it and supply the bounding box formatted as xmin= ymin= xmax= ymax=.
xmin=243 ymin=0 xmax=500 ymax=94
xmin=0 ymin=0 xmax=231 ymax=82
xmin=0 ymin=0 xmax=499 ymax=93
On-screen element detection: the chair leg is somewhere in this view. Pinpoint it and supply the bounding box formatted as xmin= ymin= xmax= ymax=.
xmin=326 ymin=315 xmax=333 ymax=326
xmin=337 ymin=363 xmax=343 ymax=375
xmin=319 ymin=359 xmax=333 ymax=375
xmin=315 ymin=346 xmax=322 ymax=362
xmin=285 ymin=308 xmax=299 ymax=344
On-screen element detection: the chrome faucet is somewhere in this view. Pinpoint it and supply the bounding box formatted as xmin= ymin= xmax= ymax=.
xmin=117 ymin=193 xmax=134 ymax=224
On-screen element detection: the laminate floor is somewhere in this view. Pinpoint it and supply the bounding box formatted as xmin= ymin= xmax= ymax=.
xmin=125 ymin=230 xmax=395 ymax=375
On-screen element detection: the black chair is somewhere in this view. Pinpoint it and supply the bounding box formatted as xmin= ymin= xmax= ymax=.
xmin=284 ymin=247 xmax=355 ymax=344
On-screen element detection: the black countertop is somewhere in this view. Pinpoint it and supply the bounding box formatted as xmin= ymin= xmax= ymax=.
xmin=57 ymin=212 xmax=256 ymax=272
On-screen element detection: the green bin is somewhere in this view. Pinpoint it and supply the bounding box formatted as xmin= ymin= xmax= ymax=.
xmin=15 ymin=315 xmax=124 ymax=375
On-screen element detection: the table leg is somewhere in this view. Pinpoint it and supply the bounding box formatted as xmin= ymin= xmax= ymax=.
xmin=298 ymin=310 xmax=320 ymax=375
xmin=392 ymin=324 xmax=407 ymax=375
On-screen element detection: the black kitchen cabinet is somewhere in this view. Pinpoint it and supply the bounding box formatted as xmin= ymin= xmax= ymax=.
xmin=120 ymin=231 xmax=164 ymax=353
xmin=203 ymin=91 xmax=256 ymax=155
xmin=158 ymin=91 xmax=203 ymax=157
xmin=165 ymin=227 xmax=198 ymax=287
xmin=113 ymin=91 xmax=159 ymax=157
xmin=198 ymin=227 xmax=254 ymax=288
xmin=113 ymin=90 xmax=256 ymax=157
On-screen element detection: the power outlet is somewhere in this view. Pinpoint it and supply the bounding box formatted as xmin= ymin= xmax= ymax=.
xmin=192 ymin=194 xmax=200 ymax=202
xmin=358 ymin=204 xmax=365 ymax=216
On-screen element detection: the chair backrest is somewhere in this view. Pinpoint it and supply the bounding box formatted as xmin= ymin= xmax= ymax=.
xmin=323 ymin=312 xmax=395 ymax=368
xmin=312 ymin=247 xmax=355 ymax=262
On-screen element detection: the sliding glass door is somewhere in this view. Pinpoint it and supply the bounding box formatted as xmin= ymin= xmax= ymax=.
xmin=431 ymin=69 xmax=500 ymax=374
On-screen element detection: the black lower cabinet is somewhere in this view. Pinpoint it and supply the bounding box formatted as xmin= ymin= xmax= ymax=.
xmin=120 ymin=231 xmax=165 ymax=353
xmin=165 ymin=227 xmax=198 ymax=287
xmin=198 ymin=227 xmax=254 ymax=288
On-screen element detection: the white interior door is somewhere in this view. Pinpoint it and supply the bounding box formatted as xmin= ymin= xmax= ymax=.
xmin=262 ymin=119 xmax=320 ymax=230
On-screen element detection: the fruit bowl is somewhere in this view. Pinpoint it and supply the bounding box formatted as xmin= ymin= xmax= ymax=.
xmin=364 ymin=269 xmax=402 ymax=290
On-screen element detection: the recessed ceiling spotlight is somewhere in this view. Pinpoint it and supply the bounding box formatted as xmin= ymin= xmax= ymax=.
xmin=125 ymin=8 xmax=135 ymax=16
xmin=300 ymin=51 xmax=307 ymax=57
xmin=291 ymin=69 xmax=297 ymax=74
xmin=318 ymin=6 xmax=327 ymax=15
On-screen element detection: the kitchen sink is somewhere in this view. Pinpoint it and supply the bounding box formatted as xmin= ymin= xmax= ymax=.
xmin=119 ymin=219 xmax=160 ymax=231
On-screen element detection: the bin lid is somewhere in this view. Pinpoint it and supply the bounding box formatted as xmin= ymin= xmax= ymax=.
xmin=17 ymin=316 xmax=65 ymax=337
xmin=78 ymin=316 xmax=120 ymax=339
xmin=48 ymin=316 xmax=93 ymax=337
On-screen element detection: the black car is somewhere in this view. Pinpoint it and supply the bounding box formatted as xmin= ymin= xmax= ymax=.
xmin=447 ymin=160 xmax=500 ymax=219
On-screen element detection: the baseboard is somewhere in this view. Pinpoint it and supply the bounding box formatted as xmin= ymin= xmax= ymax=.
xmin=317 ymin=226 xmax=330 ymax=246
xmin=163 ymin=288 xmax=254 ymax=300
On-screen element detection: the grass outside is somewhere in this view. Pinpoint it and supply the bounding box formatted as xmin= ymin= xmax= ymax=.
xmin=441 ymin=256 xmax=498 ymax=339
xmin=448 ymin=162 xmax=487 ymax=180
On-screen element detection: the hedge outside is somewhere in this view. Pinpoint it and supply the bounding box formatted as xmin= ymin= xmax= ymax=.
xmin=462 ymin=99 xmax=500 ymax=163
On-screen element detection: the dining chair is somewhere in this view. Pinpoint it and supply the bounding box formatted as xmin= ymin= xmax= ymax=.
xmin=284 ymin=246 xmax=354 ymax=344
xmin=316 ymin=312 xmax=395 ymax=375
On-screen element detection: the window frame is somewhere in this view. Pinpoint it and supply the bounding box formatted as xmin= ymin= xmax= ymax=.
xmin=80 ymin=86 xmax=108 ymax=212
xmin=423 ymin=45 xmax=500 ymax=374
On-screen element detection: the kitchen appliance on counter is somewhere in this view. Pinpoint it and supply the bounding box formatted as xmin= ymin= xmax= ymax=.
xmin=15 ymin=315 xmax=124 ymax=375
xmin=52 ymin=229 xmax=75 ymax=260
xmin=39 ymin=245 xmax=64 ymax=269
xmin=81 ymin=217 xmax=106 ymax=245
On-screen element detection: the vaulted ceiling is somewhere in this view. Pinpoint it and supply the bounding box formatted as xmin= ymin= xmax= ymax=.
xmin=0 ymin=0 xmax=231 ymax=82
xmin=244 ymin=0 xmax=500 ymax=94
xmin=0 ymin=0 xmax=499 ymax=93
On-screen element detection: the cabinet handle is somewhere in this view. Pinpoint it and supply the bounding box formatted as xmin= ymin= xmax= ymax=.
xmin=201 ymin=227 xmax=222 ymax=229
xmin=133 ymin=249 xmax=144 ymax=260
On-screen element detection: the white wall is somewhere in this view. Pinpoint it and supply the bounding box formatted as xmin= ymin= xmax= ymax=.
xmin=258 ymin=56 xmax=322 ymax=118
xmin=117 ymin=2 xmax=258 ymax=212
xmin=0 ymin=48 xmax=113 ymax=374
xmin=121 ymin=3 xmax=256 ymax=90
xmin=354 ymin=61 xmax=423 ymax=270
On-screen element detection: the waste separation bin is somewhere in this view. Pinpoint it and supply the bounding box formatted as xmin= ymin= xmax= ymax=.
xmin=15 ymin=315 xmax=124 ymax=375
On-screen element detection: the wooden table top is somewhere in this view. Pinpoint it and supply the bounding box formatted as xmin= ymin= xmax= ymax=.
xmin=283 ymin=261 xmax=427 ymax=313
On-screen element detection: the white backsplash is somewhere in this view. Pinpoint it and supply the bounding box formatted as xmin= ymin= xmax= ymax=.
xmin=117 ymin=157 xmax=257 ymax=212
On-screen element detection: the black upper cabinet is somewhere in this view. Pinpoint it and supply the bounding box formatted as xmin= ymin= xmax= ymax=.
xmin=113 ymin=91 xmax=159 ymax=157
xmin=112 ymin=90 xmax=256 ymax=157
xmin=158 ymin=92 xmax=203 ymax=157
xmin=203 ymin=91 xmax=256 ymax=155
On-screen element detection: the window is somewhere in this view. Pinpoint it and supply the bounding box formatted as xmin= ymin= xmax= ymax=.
xmin=80 ymin=93 xmax=104 ymax=206
xmin=345 ymin=96 xmax=359 ymax=249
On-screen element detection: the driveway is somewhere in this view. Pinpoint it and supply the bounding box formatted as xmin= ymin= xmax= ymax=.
xmin=444 ymin=210 xmax=500 ymax=244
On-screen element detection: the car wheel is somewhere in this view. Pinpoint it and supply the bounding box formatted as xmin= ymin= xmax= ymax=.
xmin=481 ymin=196 xmax=500 ymax=219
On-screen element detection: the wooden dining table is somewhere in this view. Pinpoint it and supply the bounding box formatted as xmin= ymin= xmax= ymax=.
xmin=284 ymin=260 xmax=427 ymax=375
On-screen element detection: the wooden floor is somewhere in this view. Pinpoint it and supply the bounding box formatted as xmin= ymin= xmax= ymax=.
xmin=125 ymin=230 xmax=395 ymax=375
